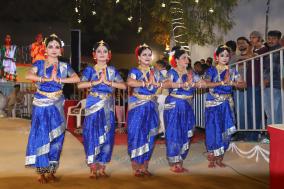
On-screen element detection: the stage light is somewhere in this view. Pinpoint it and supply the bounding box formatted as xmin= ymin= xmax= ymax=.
xmin=78 ymin=19 xmax=81 ymax=23
xmin=116 ymin=0 xmax=120 ymax=3
xmin=75 ymin=7 xmax=78 ymax=13
xmin=161 ymin=3 xmax=166 ymax=8
xmin=128 ymin=16 xmax=133 ymax=22
xmin=92 ymin=11 xmax=96 ymax=15
xmin=137 ymin=26 xmax=143 ymax=33
xmin=209 ymin=8 xmax=214 ymax=13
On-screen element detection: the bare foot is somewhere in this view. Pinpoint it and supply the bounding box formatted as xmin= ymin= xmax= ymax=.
xmin=37 ymin=174 xmax=47 ymax=184
xmin=89 ymin=167 xmax=98 ymax=179
xmin=208 ymin=161 xmax=216 ymax=168
xmin=216 ymin=160 xmax=226 ymax=168
xmin=142 ymin=170 xmax=153 ymax=177
xmin=47 ymin=173 xmax=58 ymax=182
xmin=134 ymin=170 xmax=144 ymax=177
xmin=170 ymin=165 xmax=183 ymax=173
xmin=98 ymin=170 xmax=109 ymax=178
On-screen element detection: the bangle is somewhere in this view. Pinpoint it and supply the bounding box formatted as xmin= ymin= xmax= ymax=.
xmin=191 ymin=83 xmax=195 ymax=87
xmin=160 ymin=82 xmax=163 ymax=88
xmin=39 ymin=77 xmax=42 ymax=82
xmin=142 ymin=81 xmax=145 ymax=87
xmin=91 ymin=81 xmax=95 ymax=87
xmin=59 ymin=78 xmax=62 ymax=84
xmin=184 ymin=82 xmax=189 ymax=88
xmin=221 ymin=81 xmax=224 ymax=86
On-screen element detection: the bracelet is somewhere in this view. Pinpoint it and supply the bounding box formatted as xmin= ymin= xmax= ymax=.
xmin=91 ymin=81 xmax=95 ymax=87
xmin=221 ymin=81 xmax=224 ymax=86
xmin=160 ymin=82 xmax=163 ymax=88
xmin=146 ymin=82 xmax=150 ymax=87
xmin=184 ymin=82 xmax=189 ymax=88
xmin=142 ymin=81 xmax=145 ymax=87
xmin=191 ymin=83 xmax=195 ymax=87
xmin=59 ymin=78 xmax=62 ymax=84
xmin=39 ymin=77 xmax=42 ymax=83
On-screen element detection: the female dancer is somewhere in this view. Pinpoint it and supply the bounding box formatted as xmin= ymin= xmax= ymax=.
xmin=127 ymin=44 xmax=163 ymax=177
xmin=25 ymin=34 xmax=80 ymax=183
xmin=78 ymin=40 xmax=126 ymax=179
xmin=204 ymin=45 xmax=246 ymax=168
xmin=163 ymin=46 xmax=199 ymax=173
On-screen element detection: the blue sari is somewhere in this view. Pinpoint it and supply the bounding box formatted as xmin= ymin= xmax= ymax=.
xmin=164 ymin=69 xmax=197 ymax=164
xmin=81 ymin=65 xmax=123 ymax=166
xmin=25 ymin=60 xmax=75 ymax=173
xmin=127 ymin=67 xmax=162 ymax=164
xmin=205 ymin=66 xmax=240 ymax=157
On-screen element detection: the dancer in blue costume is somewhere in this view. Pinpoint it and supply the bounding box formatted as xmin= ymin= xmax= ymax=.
xmin=78 ymin=40 xmax=126 ymax=179
xmin=163 ymin=46 xmax=200 ymax=173
xmin=127 ymin=44 xmax=163 ymax=177
xmin=203 ymin=45 xmax=246 ymax=168
xmin=25 ymin=34 xmax=80 ymax=183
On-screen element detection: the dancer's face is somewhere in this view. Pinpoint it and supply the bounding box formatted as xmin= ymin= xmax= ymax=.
xmin=176 ymin=53 xmax=189 ymax=67
xmin=138 ymin=48 xmax=152 ymax=66
xmin=217 ymin=50 xmax=230 ymax=65
xmin=46 ymin=40 xmax=61 ymax=58
xmin=93 ymin=45 xmax=109 ymax=63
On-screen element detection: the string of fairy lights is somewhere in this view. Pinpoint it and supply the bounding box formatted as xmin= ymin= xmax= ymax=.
xmin=73 ymin=0 xmax=215 ymax=48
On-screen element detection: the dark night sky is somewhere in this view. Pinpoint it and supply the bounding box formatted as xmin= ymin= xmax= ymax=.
xmin=0 ymin=0 xmax=162 ymax=56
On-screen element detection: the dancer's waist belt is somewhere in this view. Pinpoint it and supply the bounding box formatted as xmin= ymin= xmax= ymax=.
xmin=133 ymin=93 xmax=155 ymax=100
xmin=37 ymin=89 xmax=62 ymax=99
xmin=89 ymin=92 xmax=112 ymax=100
xmin=170 ymin=93 xmax=193 ymax=100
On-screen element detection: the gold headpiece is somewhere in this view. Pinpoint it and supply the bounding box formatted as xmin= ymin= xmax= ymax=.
xmin=221 ymin=45 xmax=229 ymax=49
xmin=98 ymin=40 xmax=105 ymax=46
xmin=44 ymin=33 xmax=62 ymax=46
xmin=50 ymin=33 xmax=58 ymax=38
xmin=140 ymin=43 xmax=149 ymax=48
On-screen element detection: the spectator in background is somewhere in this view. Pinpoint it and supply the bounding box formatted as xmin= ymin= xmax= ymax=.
xmin=226 ymin=40 xmax=240 ymax=65
xmin=5 ymin=84 xmax=24 ymax=117
xmin=187 ymin=57 xmax=192 ymax=71
xmin=233 ymin=37 xmax=252 ymax=140
xmin=200 ymin=59 xmax=205 ymax=64
xmin=244 ymin=31 xmax=269 ymax=141
xmin=0 ymin=34 xmax=17 ymax=81
xmin=264 ymin=30 xmax=283 ymax=125
xmin=206 ymin=57 xmax=213 ymax=67
xmin=280 ymin=35 xmax=284 ymax=47
xmin=30 ymin=33 xmax=46 ymax=63
xmin=155 ymin=59 xmax=168 ymax=139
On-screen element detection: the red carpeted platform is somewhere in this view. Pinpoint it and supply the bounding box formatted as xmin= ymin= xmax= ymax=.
xmin=67 ymin=125 xmax=205 ymax=145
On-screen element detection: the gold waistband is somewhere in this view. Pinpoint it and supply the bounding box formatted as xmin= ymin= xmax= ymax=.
xmin=210 ymin=92 xmax=232 ymax=100
xmin=170 ymin=94 xmax=193 ymax=100
xmin=89 ymin=92 xmax=112 ymax=100
xmin=133 ymin=93 xmax=155 ymax=100
xmin=37 ymin=89 xmax=62 ymax=99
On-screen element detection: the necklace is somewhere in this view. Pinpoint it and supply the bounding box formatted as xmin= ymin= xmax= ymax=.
xmin=174 ymin=68 xmax=187 ymax=81
xmin=216 ymin=64 xmax=228 ymax=82
xmin=44 ymin=60 xmax=58 ymax=77
xmin=94 ymin=63 xmax=107 ymax=73
xmin=138 ymin=65 xmax=150 ymax=82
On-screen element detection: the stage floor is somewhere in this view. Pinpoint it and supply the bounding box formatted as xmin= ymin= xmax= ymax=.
xmin=0 ymin=118 xmax=269 ymax=189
